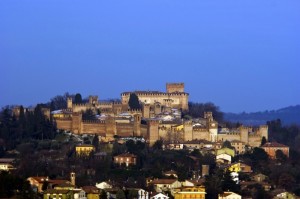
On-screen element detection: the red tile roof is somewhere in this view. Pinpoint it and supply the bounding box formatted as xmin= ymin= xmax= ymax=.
xmin=114 ymin=153 xmax=137 ymax=158
xmin=261 ymin=142 xmax=288 ymax=148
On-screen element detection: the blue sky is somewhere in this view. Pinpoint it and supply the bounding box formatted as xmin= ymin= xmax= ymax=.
xmin=1 ymin=0 xmax=299 ymax=113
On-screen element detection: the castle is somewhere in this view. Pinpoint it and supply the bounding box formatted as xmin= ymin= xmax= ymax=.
xmin=51 ymin=83 xmax=268 ymax=147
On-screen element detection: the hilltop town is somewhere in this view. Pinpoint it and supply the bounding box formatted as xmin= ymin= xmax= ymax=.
xmin=1 ymin=83 xmax=300 ymax=199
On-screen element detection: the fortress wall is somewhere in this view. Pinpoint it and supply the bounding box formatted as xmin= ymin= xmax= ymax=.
xmin=56 ymin=119 xmax=72 ymax=131
xmin=193 ymin=130 xmax=210 ymax=140
xmin=73 ymin=105 xmax=91 ymax=113
xmin=248 ymin=135 xmax=262 ymax=147
xmin=99 ymin=103 xmax=114 ymax=109
xmin=141 ymin=124 xmax=148 ymax=138
xmin=218 ymin=133 xmax=240 ymax=142
xmin=116 ymin=123 xmax=134 ymax=137
xmin=117 ymin=123 xmax=133 ymax=137
xmin=82 ymin=122 xmax=106 ymax=134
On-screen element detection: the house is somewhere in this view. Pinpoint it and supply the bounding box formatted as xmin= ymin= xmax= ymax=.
xmin=127 ymin=188 xmax=149 ymax=199
xmin=252 ymin=173 xmax=268 ymax=182
xmin=216 ymin=147 xmax=235 ymax=164
xmin=150 ymin=192 xmax=169 ymax=199
xmin=27 ymin=176 xmax=50 ymax=193
xmin=182 ymin=180 xmax=204 ymax=187
xmin=43 ymin=189 xmax=73 ymax=199
xmin=113 ymin=153 xmax=137 ymax=166
xmin=150 ymin=179 xmax=181 ymax=192
xmin=82 ymin=186 xmax=100 ymax=199
xmin=0 ymin=158 xmax=15 ymax=172
xmin=218 ymin=191 xmax=242 ymax=199
xmin=274 ymin=191 xmax=297 ymax=199
xmin=183 ymin=139 xmax=213 ymax=150
xmin=227 ymin=162 xmax=252 ymax=173
xmin=261 ymin=142 xmax=289 ymax=159
xmin=173 ymin=186 xmax=206 ymax=199
xmin=43 ymin=189 xmax=86 ymax=199
xmin=95 ymin=181 xmax=113 ymax=189
xmin=231 ymin=140 xmax=246 ymax=154
xmin=75 ymin=144 xmax=95 ymax=156
xmin=73 ymin=189 xmax=87 ymax=199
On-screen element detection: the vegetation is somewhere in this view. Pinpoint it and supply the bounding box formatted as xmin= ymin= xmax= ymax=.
xmin=128 ymin=93 xmax=141 ymax=109
xmin=184 ymin=102 xmax=223 ymax=121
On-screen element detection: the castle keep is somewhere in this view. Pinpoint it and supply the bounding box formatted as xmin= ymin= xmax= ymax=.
xmin=52 ymin=83 xmax=268 ymax=147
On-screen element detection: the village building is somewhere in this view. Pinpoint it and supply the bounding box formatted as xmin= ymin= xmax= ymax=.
xmin=149 ymin=179 xmax=182 ymax=193
xmin=75 ymin=144 xmax=95 ymax=156
xmin=150 ymin=192 xmax=169 ymax=199
xmin=261 ymin=142 xmax=289 ymax=159
xmin=113 ymin=153 xmax=137 ymax=167
xmin=173 ymin=186 xmax=206 ymax=199
xmin=227 ymin=162 xmax=252 ymax=173
xmin=0 ymin=158 xmax=15 ymax=172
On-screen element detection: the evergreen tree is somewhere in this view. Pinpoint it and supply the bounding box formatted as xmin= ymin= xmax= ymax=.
xmin=74 ymin=93 xmax=82 ymax=104
xmin=92 ymin=134 xmax=99 ymax=151
xmin=261 ymin=136 xmax=267 ymax=146
xmin=128 ymin=93 xmax=141 ymax=109
xmin=116 ymin=190 xmax=126 ymax=199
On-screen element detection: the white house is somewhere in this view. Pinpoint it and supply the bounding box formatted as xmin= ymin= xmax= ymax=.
xmin=150 ymin=179 xmax=181 ymax=192
xmin=95 ymin=181 xmax=113 ymax=189
xmin=73 ymin=189 xmax=87 ymax=199
xmin=150 ymin=192 xmax=169 ymax=199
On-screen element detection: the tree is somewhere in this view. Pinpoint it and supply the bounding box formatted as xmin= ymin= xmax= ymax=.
xmin=82 ymin=109 xmax=96 ymax=120
xmin=278 ymin=173 xmax=296 ymax=191
xmin=152 ymin=140 xmax=163 ymax=150
xmin=185 ymin=102 xmax=224 ymax=122
xmin=222 ymin=140 xmax=234 ymax=149
xmin=74 ymin=93 xmax=82 ymax=104
xmin=276 ymin=150 xmax=287 ymax=163
xmin=100 ymin=190 xmax=107 ymax=199
xmin=49 ymin=92 xmax=73 ymax=110
xmin=222 ymin=170 xmax=240 ymax=193
xmin=92 ymin=134 xmax=99 ymax=151
xmin=128 ymin=93 xmax=141 ymax=109
xmin=116 ymin=189 xmax=126 ymax=199
xmin=261 ymin=136 xmax=267 ymax=146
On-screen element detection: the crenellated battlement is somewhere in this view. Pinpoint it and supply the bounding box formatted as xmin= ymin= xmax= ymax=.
xmin=83 ymin=120 xmax=106 ymax=124
xmin=73 ymin=103 xmax=90 ymax=107
xmin=99 ymin=102 xmax=114 ymax=106
xmin=193 ymin=127 xmax=208 ymax=132
xmin=249 ymin=133 xmax=261 ymax=138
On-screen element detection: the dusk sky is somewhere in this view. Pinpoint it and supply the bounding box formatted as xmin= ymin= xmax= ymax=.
xmin=1 ymin=0 xmax=299 ymax=113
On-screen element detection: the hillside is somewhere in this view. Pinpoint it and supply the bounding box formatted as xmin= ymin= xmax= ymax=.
xmin=224 ymin=105 xmax=300 ymax=126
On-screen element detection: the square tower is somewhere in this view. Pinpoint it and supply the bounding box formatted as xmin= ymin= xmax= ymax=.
xmin=166 ymin=83 xmax=185 ymax=93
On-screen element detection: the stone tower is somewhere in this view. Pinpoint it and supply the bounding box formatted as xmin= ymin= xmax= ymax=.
xmin=106 ymin=116 xmax=117 ymax=139
xmin=142 ymin=104 xmax=150 ymax=118
xmin=67 ymin=97 xmax=73 ymax=109
xmin=133 ymin=114 xmax=141 ymax=137
xmin=72 ymin=112 xmax=82 ymax=134
xmin=240 ymin=126 xmax=249 ymax=144
xmin=70 ymin=172 xmax=76 ymax=186
xmin=205 ymin=112 xmax=218 ymax=142
xmin=183 ymin=120 xmax=193 ymax=141
xmin=148 ymin=120 xmax=160 ymax=146
xmin=154 ymin=102 xmax=161 ymax=115
xmin=259 ymin=125 xmax=268 ymax=140
xmin=166 ymin=83 xmax=185 ymax=93
xmin=89 ymin=96 xmax=99 ymax=106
